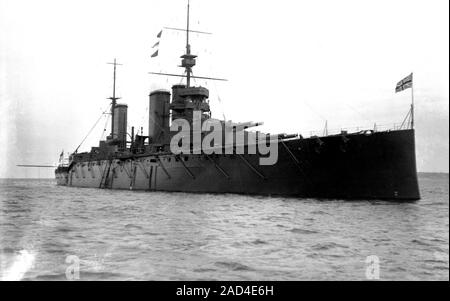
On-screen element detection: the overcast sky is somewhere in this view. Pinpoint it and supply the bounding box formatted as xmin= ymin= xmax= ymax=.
xmin=0 ymin=0 xmax=448 ymax=178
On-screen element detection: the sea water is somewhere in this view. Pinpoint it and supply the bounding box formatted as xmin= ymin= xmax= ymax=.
xmin=0 ymin=173 xmax=448 ymax=281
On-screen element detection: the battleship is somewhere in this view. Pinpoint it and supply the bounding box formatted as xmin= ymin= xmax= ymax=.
xmin=50 ymin=1 xmax=419 ymax=200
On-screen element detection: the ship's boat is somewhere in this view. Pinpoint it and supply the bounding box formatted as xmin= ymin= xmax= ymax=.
xmin=54 ymin=1 xmax=420 ymax=201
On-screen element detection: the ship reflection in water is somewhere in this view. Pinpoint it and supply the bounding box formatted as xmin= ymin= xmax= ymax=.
xmin=0 ymin=174 xmax=447 ymax=281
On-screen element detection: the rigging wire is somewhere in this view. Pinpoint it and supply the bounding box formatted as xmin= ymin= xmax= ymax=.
xmin=301 ymin=100 xmax=328 ymax=122
xmin=212 ymin=78 xmax=226 ymax=121
xmin=100 ymin=110 xmax=110 ymax=141
xmin=139 ymin=105 xmax=149 ymax=136
xmin=400 ymin=107 xmax=412 ymax=129
xmin=343 ymin=102 xmax=374 ymax=125
xmin=205 ymin=38 xmax=227 ymax=121
xmin=74 ymin=105 xmax=110 ymax=154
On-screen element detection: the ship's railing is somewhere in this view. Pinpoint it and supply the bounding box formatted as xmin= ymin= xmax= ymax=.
xmin=57 ymin=162 xmax=70 ymax=168
xmin=302 ymin=122 xmax=411 ymax=138
xmin=57 ymin=156 xmax=71 ymax=167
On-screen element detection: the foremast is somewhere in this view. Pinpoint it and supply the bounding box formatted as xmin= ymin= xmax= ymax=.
xmin=181 ymin=0 xmax=196 ymax=88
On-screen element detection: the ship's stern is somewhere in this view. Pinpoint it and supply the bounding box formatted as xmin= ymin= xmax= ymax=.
xmin=55 ymin=166 xmax=69 ymax=186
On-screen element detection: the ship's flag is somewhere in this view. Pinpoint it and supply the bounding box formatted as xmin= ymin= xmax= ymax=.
xmin=151 ymin=30 xmax=162 ymax=58
xmin=396 ymin=73 xmax=413 ymax=93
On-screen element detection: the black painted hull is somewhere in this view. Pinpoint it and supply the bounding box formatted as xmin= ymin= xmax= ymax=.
xmin=55 ymin=129 xmax=420 ymax=200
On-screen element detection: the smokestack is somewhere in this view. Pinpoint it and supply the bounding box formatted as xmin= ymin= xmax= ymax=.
xmin=149 ymin=90 xmax=170 ymax=144
xmin=113 ymin=103 xmax=128 ymax=148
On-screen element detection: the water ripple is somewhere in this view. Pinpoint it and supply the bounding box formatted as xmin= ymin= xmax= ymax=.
xmin=0 ymin=175 xmax=448 ymax=281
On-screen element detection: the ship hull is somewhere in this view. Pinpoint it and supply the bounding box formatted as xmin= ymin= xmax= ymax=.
xmin=55 ymin=129 xmax=420 ymax=200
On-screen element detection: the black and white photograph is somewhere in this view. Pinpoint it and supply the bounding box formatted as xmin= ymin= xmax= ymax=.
xmin=0 ymin=0 xmax=448 ymax=288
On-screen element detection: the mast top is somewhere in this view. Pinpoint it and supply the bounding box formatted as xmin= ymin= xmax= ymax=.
xmin=107 ymin=58 xmax=122 ymax=138
xmin=107 ymin=58 xmax=122 ymax=103
xmin=180 ymin=0 xmax=196 ymax=88
xmin=149 ymin=0 xmax=227 ymax=84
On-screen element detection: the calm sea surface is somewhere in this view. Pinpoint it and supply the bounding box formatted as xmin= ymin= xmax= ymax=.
xmin=0 ymin=173 xmax=448 ymax=281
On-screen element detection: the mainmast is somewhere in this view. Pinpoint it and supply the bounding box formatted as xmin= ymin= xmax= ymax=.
xmin=107 ymin=58 xmax=122 ymax=137
xmin=180 ymin=0 xmax=196 ymax=88
xmin=148 ymin=0 xmax=227 ymax=83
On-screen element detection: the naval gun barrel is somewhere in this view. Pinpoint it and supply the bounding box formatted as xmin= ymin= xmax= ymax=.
xmin=226 ymin=121 xmax=264 ymax=131
xmin=278 ymin=133 xmax=299 ymax=140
